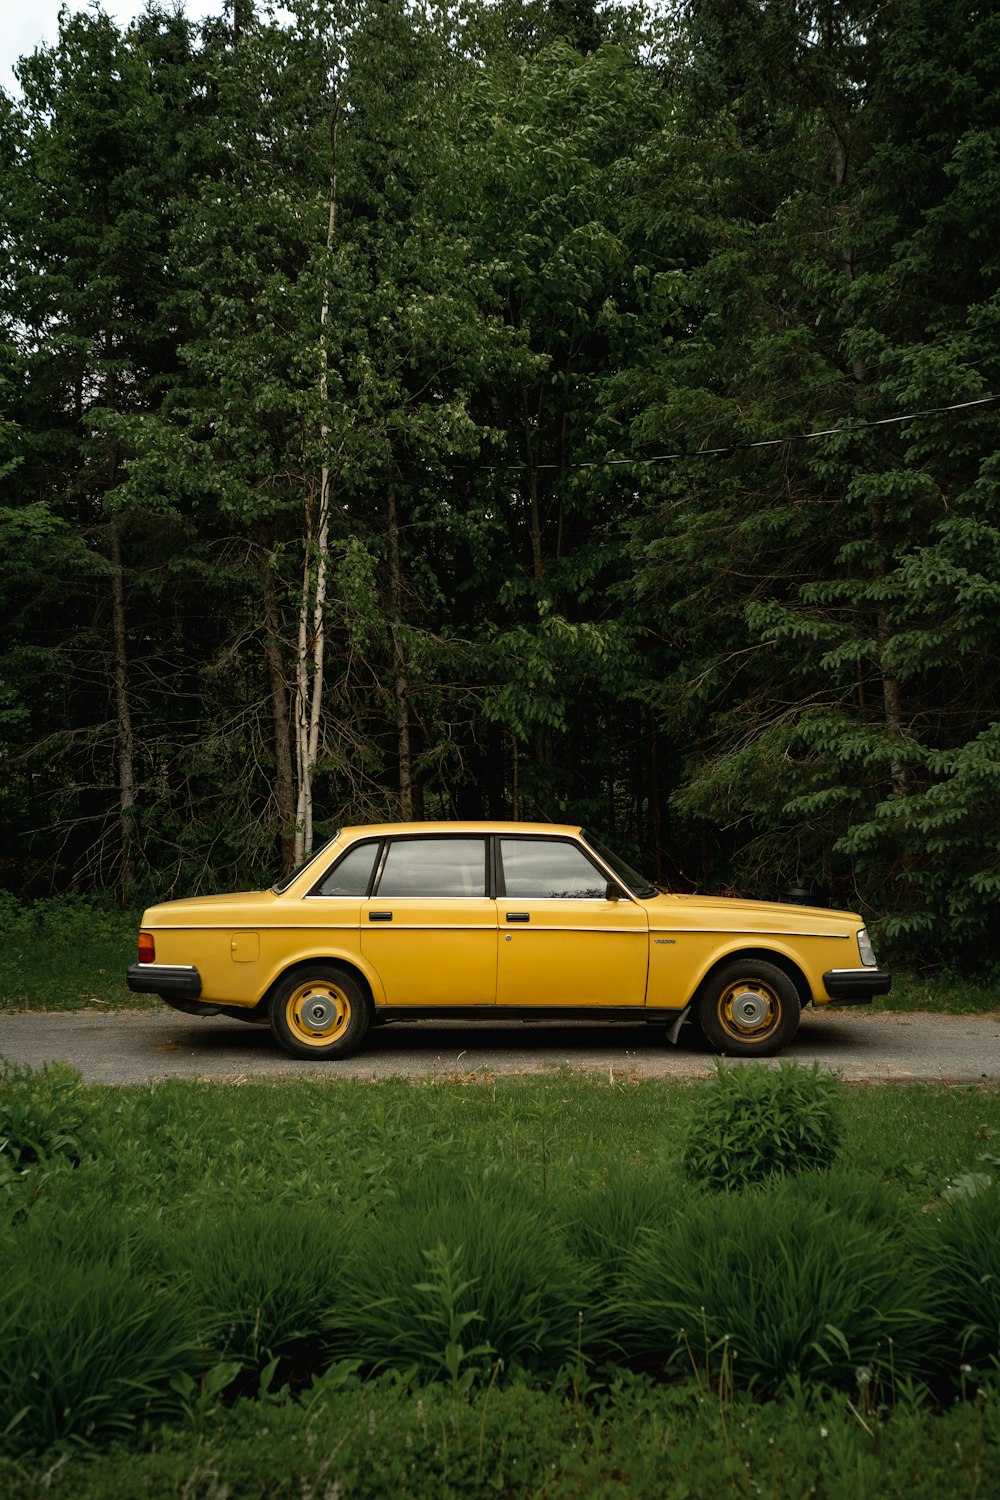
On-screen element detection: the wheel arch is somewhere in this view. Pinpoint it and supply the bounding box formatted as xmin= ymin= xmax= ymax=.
xmin=693 ymin=947 xmax=811 ymax=1011
xmin=261 ymin=955 xmax=378 ymax=1018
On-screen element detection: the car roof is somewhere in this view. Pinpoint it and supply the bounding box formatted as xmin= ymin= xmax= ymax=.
xmin=336 ymin=821 xmax=585 ymax=840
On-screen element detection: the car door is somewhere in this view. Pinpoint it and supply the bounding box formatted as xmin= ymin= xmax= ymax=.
xmin=495 ymin=835 xmax=649 ymax=1007
xmin=360 ymin=835 xmax=498 ymax=1006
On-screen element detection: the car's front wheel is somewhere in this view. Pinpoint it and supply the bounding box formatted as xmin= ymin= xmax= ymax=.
xmin=269 ymin=965 xmax=371 ymax=1060
xmin=696 ymin=960 xmax=800 ymax=1056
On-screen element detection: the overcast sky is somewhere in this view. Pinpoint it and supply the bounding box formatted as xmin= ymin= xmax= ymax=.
xmin=1 ymin=2 xmax=229 ymax=95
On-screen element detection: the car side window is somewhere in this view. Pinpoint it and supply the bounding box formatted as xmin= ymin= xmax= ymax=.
xmin=314 ymin=841 xmax=380 ymax=896
xmin=374 ymin=838 xmax=487 ymax=898
xmin=499 ymin=839 xmax=608 ymax=899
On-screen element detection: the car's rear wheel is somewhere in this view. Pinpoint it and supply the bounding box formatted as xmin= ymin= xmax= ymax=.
xmin=696 ymin=960 xmax=800 ymax=1056
xmin=269 ymin=965 xmax=371 ymax=1060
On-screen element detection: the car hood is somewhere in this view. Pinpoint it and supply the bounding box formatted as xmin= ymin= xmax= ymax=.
xmin=645 ymin=892 xmax=860 ymax=925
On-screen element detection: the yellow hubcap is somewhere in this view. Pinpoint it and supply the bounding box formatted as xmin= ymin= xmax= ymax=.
xmin=286 ymin=981 xmax=351 ymax=1047
xmin=718 ymin=979 xmax=780 ymax=1040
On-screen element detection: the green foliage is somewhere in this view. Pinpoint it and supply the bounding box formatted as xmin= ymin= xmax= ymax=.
xmin=155 ymin=1203 xmax=355 ymax=1372
xmin=0 ymin=1067 xmax=995 ymax=1471
xmin=619 ymin=1172 xmax=937 ymax=1390
xmin=0 ymin=895 xmax=141 ymax=1010
xmin=0 ymin=1253 xmax=200 ymax=1454
xmin=680 ymin=1061 xmax=843 ymax=1191
xmin=922 ymin=1183 xmax=1000 ymax=1372
xmin=0 ymin=1371 xmax=996 ymax=1498
xmin=0 ymin=1059 xmax=91 ymax=1175
xmin=0 ymin=0 xmax=998 ymax=964
xmin=338 ymin=1175 xmax=591 ymax=1380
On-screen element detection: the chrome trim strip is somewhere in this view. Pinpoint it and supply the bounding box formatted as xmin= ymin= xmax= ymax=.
xmin=136 ymin=963 xmax=200 ymax=974
xmin=648 ymin=928 xmax=850 ymax=940
xmin=146 ymin=924 xmax=361 ymax=932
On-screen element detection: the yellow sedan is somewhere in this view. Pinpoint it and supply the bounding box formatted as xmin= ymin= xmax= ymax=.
xmin=126 ymin=822 xmax=889 ymax=1059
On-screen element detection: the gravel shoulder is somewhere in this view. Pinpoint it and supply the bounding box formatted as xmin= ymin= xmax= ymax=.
xmin=1 ymin=1007 xmax=998 ymax=1086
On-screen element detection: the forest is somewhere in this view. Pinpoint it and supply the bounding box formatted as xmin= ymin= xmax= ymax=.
xmin=1 ymin=0 xmax=998 ymax=966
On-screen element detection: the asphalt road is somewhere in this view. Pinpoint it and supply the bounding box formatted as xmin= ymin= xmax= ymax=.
xmin=1 ymin=1007 xmax=998 ymax=1086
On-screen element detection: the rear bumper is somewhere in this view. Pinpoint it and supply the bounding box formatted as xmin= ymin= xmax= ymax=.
xmin=126 ymin=963 xmax=202 ymax=1001
xmin=823 ymin=967 xmax=891 ymax=1004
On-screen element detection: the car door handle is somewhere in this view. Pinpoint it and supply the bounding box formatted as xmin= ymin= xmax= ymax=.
xmin=505 ymin=912 xmax=530 ymax=923
xmin=368 ymin=911 xmax=393 ymax=922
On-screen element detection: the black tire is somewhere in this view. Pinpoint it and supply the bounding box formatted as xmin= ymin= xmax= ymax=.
xmin=696 ymin=959 xmax=800 ymax=1057
xmin=269 ymin=965 xmax=371 ymax=1060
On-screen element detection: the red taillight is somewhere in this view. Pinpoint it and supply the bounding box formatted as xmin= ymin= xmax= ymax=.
xmin=138 ymin=932 xmax=155 ymax=964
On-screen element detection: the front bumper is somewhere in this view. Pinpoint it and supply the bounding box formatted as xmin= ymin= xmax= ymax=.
xmin=823 ymin=967 xmax=891 ymax=1004
xmin=126 ymin=963 xmax=202 ymax=1001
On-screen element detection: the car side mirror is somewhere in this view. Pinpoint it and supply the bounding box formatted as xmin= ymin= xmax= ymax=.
xmin=606 ymin=882 xmax=620 ymax=902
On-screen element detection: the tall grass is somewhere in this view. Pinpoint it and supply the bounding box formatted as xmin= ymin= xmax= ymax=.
xmin=337 ymin=1174 xmax=592 ymax=1380
xmin=0 ymin=1255 xmax=199 ymax=1452
xmin=922 ymin=1185 xmax=1000 ymax=1372
xmin=156 ymin=1203 xmax=358 ymax=1371
xmin=617 ymin=1172 xmax=939 ymax=1390
xmin=0 ymin=1059 xmax=94 ymax=1171
xmin=0 ymin=1066 xmax=997 ymax=1462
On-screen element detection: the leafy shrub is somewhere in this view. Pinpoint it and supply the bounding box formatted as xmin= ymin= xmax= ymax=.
xmin=0 ymin=1059 xmax=91 ymax=1174
xmin=618 ymin=1171 xmax=937 ymax=1390
xmin=681 ymin=1061 xmax=842 ymax=1190
xmin=339 ymin=1174 xmax=592 ymax=1381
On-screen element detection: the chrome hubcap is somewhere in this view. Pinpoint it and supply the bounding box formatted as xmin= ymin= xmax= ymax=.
xmin=729 ymin=987 xmax=771 ymax=1031
xmin=299 ymin=991 xmax=340 ymax=1033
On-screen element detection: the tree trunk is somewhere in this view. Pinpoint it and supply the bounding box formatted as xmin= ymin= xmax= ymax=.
xmin=109 ymin=518 xmax=137 ymax=897
xmin=387 ymin=482 xmax=414 ymax=819
xmin=262 ymin=554 xmax=296 ymax=873
xmin=293 ymin=102 xmax=340 ymax=865
xmin=294 ymin=477 xmax=331 ymax=865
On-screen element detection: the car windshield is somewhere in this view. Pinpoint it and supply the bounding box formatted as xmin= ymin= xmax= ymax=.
xmin=271 ymin=834 xmax=339 ymax=894
xmin=581 ymin=832 xmax=659 ymax=898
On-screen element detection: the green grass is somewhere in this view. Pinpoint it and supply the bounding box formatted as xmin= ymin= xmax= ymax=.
xmin=0 ymin=893 xmax=147 ymax=1010
xmin=874 ymin=967 xmax=1000 ymax=1014
xmin=1 ymin=1067 xmax=999 ymax=1491
xmin=2 ymin=892 xmax=999 ymax=1012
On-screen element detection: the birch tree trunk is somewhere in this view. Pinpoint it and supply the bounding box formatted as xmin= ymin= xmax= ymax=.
xmin=293 ymin=103 xmax=340 ymax=865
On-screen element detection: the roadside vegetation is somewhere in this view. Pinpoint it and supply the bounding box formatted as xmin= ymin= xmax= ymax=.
xmin=1 ymin=1062 xmax=997 ymax=1495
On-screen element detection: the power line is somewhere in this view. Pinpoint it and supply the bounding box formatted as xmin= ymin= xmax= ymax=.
xmin=477 ymin=392 xmax=1000 ymax=473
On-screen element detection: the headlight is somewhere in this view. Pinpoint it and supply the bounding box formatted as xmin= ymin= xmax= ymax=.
xmin=856 ymin=928 xmax=877 ymax=967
